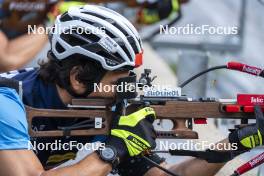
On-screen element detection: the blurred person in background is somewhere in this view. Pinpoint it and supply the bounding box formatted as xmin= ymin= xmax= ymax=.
xmin=0 ymin=0 xmax=50 ymax=72
xmin=0 ymin=0 xmax=187 ymax=72
xmin=0 ymin=0 xmax=87 ymax=72
xmin=136 ymin=0 xmax=188 ymax=24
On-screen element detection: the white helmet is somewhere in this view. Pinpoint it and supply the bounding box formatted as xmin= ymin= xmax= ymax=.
xmin=49 ymin=4 xmax=143 ymax=71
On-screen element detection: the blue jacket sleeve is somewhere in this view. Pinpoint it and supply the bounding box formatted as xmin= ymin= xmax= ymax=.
xmin=0 ymin=87 xmax=31 ymax=150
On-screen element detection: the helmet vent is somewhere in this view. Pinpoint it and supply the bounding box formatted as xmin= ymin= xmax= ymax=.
xmin=60 ymin=13 xmax=73 ymax=22
xmin=104 ymin=29 xmax=115 ymax=38
xmin=82 ymin=11 xmax=106 ymax=20
xmin=61 ymin=32 xmax=87 ymax=46
xmin=106 ymin=20 xmax=128 ymax=36
xmin=55 ymin=43 xmax=65 ymax=53
xmin=97 ymin=50 xmax=124 ymax=65
xmin=82 ymin=11 xmax=128 ymax=36
xmin=80 ymin=19 xmax=94 ymax=25
xmin=127 ymin=36 xmax=139 ymax=54
xmin=121 ymin=45 xmax=132 ymax=61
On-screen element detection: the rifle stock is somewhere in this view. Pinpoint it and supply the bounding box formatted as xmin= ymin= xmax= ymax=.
xmin=26 ymin=98 xmax=256 ymax=139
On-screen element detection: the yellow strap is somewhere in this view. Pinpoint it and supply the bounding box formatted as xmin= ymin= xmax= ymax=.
xmin=240 ymin=136 xmax=253 ymax=148
xmin=251 ymin=136 xmax=256 ymax=148
xmin=240 ymin=133 xmax=263 ymax=149
xmin=118 ymin=107 xmax=156 ymax=127
xmin=258 ymin=130 xmax=263 ymax=145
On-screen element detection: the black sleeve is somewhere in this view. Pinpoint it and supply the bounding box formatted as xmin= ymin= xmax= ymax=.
xmin=117 ymin=154 xmax=165 ymax=176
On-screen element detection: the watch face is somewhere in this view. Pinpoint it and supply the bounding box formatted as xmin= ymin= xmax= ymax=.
xmin=101 ymin=147 xmax=116 ymax=160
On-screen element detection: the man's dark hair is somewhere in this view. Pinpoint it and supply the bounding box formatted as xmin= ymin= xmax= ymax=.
xmin=39 ymin=52 xmax=107 ymax=97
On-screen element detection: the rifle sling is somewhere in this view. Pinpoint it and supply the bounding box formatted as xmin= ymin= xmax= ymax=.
xmin=158 ymin=149 xmax=246 ymax=163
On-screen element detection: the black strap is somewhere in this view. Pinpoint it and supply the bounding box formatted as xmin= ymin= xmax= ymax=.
xmin=154 ymin=149 xmax=246 ymax=163
xmin=0 ymin=77 xmax=20 ymax=93
xmin=167 ymin=149 xmax=245 ymax=163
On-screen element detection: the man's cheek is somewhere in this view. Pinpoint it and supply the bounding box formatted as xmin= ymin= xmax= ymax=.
xmin=101 ymin=83 xmax=116 ymax=95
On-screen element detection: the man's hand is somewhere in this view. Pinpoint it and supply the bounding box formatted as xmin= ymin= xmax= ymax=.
xmin=229 ymin=106 xmax=264 ymax=150
xmin=106 ymin=106 xmax=157 ymax=162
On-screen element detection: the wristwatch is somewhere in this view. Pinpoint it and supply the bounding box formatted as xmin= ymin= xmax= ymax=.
xmin=97 ymin=145 xmax=120 ymax=168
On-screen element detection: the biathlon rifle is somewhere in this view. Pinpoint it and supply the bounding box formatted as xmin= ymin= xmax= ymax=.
xmin=26 ymin=61 xmax=264 ymax=139
xmin=25 ymin=61 xmax=264 ymax=176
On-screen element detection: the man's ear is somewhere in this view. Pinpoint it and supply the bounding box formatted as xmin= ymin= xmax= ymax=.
xmin=70 ymin=66 xmax=86 ymax=92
